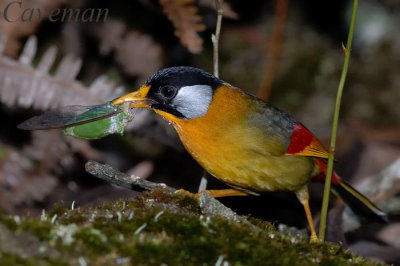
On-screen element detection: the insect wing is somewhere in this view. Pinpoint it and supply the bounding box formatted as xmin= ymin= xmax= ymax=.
xmin=17 ymin=104 xmax=120 ymax=130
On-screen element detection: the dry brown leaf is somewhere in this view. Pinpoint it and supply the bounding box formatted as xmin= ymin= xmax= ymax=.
xmin=91 ymin=19 xmax=163 ymax=79
xmin=115 ymin=31 xmax=163 ymax=78
xmin=159 ymin=0 xmax=206 ymax=54
xmin=377 ymin=223 xmax=400 ymax=248
xmin=0 ymin=131 xmax=63 ymax=212
xmin=95 ymin=19 xmax=127 ymax=56
xmin=0 ymin=128 xmax=104 ymax=213
xmin=350 ymin=241 xmax=400 ymax=265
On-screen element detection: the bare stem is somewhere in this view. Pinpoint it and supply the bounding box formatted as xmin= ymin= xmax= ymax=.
xmin=213 ymin=0 xmax=223 ymax=78
xmin=199 ymin=0 xmax=224 ymax=192
xmin=319 ymin=0 xmax=359 ymax=241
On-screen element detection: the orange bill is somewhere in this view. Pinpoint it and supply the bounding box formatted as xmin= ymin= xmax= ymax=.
xmin=112 ymin=85 xmax=151 ymax=108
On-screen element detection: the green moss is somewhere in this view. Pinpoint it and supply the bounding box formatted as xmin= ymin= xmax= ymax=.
xmin=0 ymin=253 xmax=69 ymax=266
xmin=144 ymin=189 xmax=201 ymax=213
xmin=0 ymin=215 xmax=18 ymax=231
xmin=0 ymin=253 xmax=46 ymax=266
xmin=19 ymin=218 xmax=53 ymax=241
xmin=0 ymin=189 xmax=386 ymax=266
xmin=56 ymin=209 xmax=89 ymax=225
xmin=74 ymin=227 xmax=110 ymax=253
xmin=47 ymin=203 xmax=69 ymax=218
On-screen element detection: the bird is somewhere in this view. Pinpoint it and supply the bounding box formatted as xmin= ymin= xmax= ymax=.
xmin=112 ymin=66 xmax=387 ymax=242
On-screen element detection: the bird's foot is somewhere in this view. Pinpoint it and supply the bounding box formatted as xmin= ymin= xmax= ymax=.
xmin=197 ymin=189 xmax=248 ymax=198
xmin=175 ymin=189 xmax=201 ymax=199
xmin=310 ymin=233 xmax=319 ymax=243
xmin=175 ymin=189 xmax=248 ymax=199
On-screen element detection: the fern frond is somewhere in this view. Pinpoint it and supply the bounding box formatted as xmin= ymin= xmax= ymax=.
xmin=159 ymin=0 xmax=206 ymax=54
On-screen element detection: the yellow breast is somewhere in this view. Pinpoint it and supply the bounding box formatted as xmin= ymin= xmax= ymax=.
xmin=154 ymin=84 xmax=313 ymax=192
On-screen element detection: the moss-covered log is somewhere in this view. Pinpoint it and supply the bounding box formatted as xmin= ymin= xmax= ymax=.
xmin=0 ymin=189 xmax=385 ymax=266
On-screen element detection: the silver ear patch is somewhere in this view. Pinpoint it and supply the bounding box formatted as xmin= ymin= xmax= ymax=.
xmin=171 ymin=85 xmax=213 ymax=119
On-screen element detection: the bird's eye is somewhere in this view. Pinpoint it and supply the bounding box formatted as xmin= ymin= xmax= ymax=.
xmin=159 ymin=85 xmax=177 ymax=99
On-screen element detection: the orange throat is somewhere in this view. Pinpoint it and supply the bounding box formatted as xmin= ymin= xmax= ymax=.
xmin=154 ymin=84 xmax=252 ymax=176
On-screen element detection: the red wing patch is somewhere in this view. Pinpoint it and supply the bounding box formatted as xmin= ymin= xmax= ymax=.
xmin=285 ymin=123 xmax=329 ymax=159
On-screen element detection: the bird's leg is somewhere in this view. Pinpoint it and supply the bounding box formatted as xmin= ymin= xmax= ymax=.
xmin=199 ymin=189 xmax=248 ymax=198
xmin=196 ymin=171 xmax=248 ymax=197
xmin=296 ymin=186 xmax=319 ymax=243
xmin=176 ymin=188 xmax=248 ymax=199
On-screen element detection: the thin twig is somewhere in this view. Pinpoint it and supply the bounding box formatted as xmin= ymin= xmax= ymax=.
xmin=85 ymin=160 xmax=173 ymax=192
xmin=319 ymin=0 xmax=359 ymax=241
xmin=257 ymin=0 xmax=289 ymax=101
xmin=212 ymin=0 xmax=224 ymax=78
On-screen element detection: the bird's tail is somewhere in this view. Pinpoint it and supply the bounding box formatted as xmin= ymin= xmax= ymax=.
xmin=314 ymin=159 xmax=388 ymax=223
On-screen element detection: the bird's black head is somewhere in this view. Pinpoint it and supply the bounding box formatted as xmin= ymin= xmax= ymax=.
xmin=144 ymin=66 xmax=223 ymax=119
xmin=112 ymin=66 xmax=223 ymax=119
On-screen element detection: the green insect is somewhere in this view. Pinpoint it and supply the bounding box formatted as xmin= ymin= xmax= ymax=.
xmin=18 ymin=101 xmax=133 ymax=139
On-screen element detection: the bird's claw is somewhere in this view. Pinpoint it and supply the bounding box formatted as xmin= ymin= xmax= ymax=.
xmin=310 ymin=233 xmax=319 ymax=243
xmin=175 ymin=189 xmax=203 ymax=199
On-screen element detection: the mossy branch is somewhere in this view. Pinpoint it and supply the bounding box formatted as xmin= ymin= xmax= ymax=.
xmin=319 ymin=0 xmax=359 ymax=241
xmin=85 ymin=160 xmax=173 ymax=192
xmin=85 ymin=160 xmax=246 ymax=223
